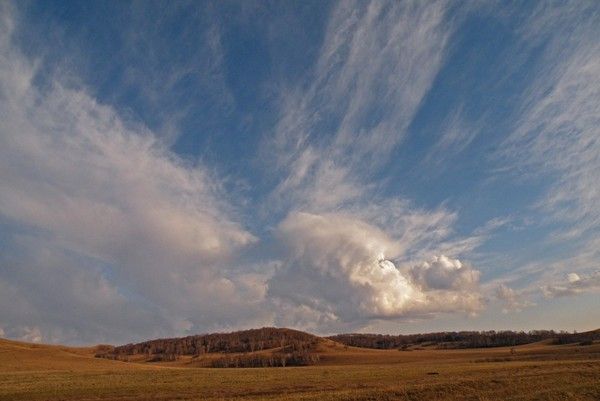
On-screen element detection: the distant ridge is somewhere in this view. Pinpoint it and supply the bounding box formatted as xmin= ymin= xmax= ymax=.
xmin=328 ymin=328 xmax=600 ymax=350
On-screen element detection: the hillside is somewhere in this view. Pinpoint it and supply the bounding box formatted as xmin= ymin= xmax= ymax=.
xmin=2 ymin=331 xmax=600 ymax=401
xmin=92 ymin=326 xmax=600 ymax=369
xmin=0 ymin=338 xmax=145 ymax=372
xmin=5 ymin=327 xmax=598 ymax=372
xmin=96 ymin=327 xmax=323 ymax=367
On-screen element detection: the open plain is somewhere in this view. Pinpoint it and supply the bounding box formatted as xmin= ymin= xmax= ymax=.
xmin=1 ymin=337 xmax=599 ymax=401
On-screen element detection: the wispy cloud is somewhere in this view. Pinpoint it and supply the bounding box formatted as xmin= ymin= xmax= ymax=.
xmin=120 ymin=5 xmax=234 ymax=144
xmin=495 ymin=284 xmax=535 ymax=313
xmin=0 ymin=7 xmax=265 ymax=343
xmin=260 ymin=1 xmax=513 ymax=330
xmin=483 ymin=234 xmax=600 ymax=310
xmin=0 ymin=0 xmax=495 ymax=343
xmin=424 ymin=105 xmax=482 ymax=166
xmin=268 ymin=0 xmax=455 ymax=210
xmin=2 ymin=0 xmax=599 ymax=343
xmin=503 ymin=2 xmax=600 ymax=237
xmin=477 ymin=2 xmax=600 ymax=303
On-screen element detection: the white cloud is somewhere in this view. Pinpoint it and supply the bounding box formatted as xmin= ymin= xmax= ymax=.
xmin=567 ymin=273 xmax=581 ymax=283
xmin=258 ymin=1 xmax=491 ymax=332
xmin=268 ymin=211 xmax=483 ymax=329
xmin=495 ymin=284 xmax=534 ymax=313
xmin=488 ymin=3 xmax=600 ymax=297
xmin=504 ymin=3 xmax=600 ymax=237
xmin=7 ymin=1 xmax=592 ymax=342
xmin=20 ymin=327 xmax=43 ymax=344
xmin=409 ymin=255 xmax=479 ymax=291
xmin=486 ymin=234 xmax=600 ymax=305
xmin=0 ymin=8 xmax=265 ymax=343
xmin=424 ymin=105 xmax=482 ymax=166
xmin=267 ymin=0 xmax=456 ymax=211
xmin=0 ymin=0 xmax=491 ymax=344
xmin=542 ymin=272 xmax=600 ymax=298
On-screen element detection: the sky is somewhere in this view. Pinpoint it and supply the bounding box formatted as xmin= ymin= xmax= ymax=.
xmin=0 ymin=0 xmax=599 ymax=345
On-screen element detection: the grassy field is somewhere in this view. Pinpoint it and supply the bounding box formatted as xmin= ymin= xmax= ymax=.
xmin=1 ymin=337 xmax=599 ymax=401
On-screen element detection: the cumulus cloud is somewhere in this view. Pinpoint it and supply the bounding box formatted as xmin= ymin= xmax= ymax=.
xmin=409 ymin=255 xmax=479 ymax=291
xmin=542 ymin=272 xmax=600 ymax=298
xmin=268 ymin=212 xmax=483 ymax=329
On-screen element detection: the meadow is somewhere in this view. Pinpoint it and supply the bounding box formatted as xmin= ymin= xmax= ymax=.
xmin=1 ymin=337 xmax=599 ymax=401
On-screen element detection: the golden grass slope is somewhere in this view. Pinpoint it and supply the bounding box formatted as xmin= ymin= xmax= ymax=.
xmin=1 ymin=336 xmax=599 ymax=400
xmin=0 ymin=338 xmax=149 ymax=372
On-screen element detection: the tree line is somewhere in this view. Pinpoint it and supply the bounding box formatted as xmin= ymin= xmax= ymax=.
xmin=328 ymin=329 xmax=600 ymax=349
xmin=96 ymin=327 xmax=320 ymax=361
xmin=210 ymin=351 xmax=320 ymax=368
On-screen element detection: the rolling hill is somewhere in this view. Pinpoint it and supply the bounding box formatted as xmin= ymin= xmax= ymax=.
xmin=95 ymin=327 xmax=323 ymax=367
xmin=85 ymin=326 xmax=600 ymax=370
xmin=2 ymin=329 xmax=600 ymax=401
xmin=3 ymin=327 xmax=600 ymax=371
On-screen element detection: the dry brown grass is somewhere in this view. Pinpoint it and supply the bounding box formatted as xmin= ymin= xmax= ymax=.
xmin=1 ymin=337 xmax=599 ymax=401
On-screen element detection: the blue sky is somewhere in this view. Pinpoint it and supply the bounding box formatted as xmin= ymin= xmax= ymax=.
xmin=0 ymin=0 xmax=599 ymax=345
